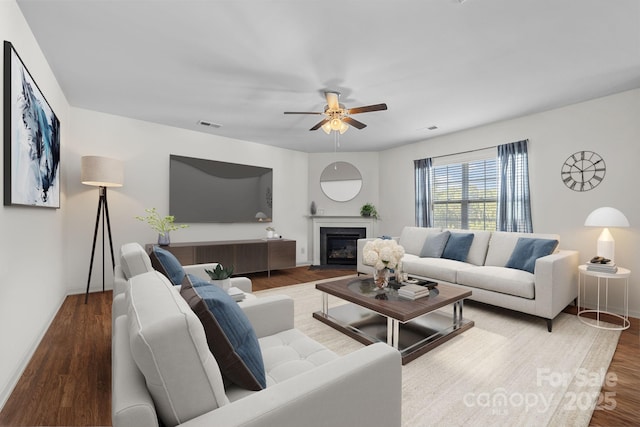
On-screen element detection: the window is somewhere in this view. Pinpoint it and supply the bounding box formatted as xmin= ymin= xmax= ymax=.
xmin=432 ymin=158 xmax=497 ymax=230
xmin=416 ymin=141 xmax=530 ymax=232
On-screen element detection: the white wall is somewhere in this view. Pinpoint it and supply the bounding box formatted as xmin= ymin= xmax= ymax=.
xmin=65 ymin=108 xmax=310 ymax=294
xmin=0 ymin=0 xmax=71 ymax=408
xmin=378 ymin=89 xmax=640 ymax=317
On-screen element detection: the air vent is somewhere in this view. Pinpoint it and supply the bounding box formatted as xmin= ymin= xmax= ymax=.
xmin=427 ymin=126 xmax=438 ymax=131
xmin=198 ymin=120 xmax=222 ymax=128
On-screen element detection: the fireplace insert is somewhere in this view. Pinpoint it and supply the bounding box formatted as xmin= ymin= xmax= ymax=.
xmin=320 ymin=227 xmax=366 ymax=265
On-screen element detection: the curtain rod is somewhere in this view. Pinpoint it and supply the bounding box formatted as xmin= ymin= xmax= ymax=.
xmin=430 ymin=145 xmax=498 ymax=160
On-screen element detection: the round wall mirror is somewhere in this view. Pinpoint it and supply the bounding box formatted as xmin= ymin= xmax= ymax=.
xmin=320 ymin=162 xmax=362 ymax=202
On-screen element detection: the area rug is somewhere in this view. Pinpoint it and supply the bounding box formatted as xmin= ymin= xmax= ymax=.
xmin=255 ymin=277 xmax=621 ymax=427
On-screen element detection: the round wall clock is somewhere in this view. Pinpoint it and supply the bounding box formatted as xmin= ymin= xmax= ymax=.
xmin=561 ymin=150 xmax=606 ymax=192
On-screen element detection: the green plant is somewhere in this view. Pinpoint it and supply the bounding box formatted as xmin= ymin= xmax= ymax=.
xmin=360 ymin=203 xmax=379 ymax=219
xmin=205 ymin=264 xmax=234 ymax=280
xmin=135 ymin=208 xmax=188 ymax=233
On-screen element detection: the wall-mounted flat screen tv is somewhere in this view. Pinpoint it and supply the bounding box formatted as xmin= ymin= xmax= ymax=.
xmin=169 ymin=154 xmax=273 ymax=223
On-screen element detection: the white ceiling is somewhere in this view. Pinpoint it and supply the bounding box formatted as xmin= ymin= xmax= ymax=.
xmin=17 ymin=0 xmax=640 ymax=153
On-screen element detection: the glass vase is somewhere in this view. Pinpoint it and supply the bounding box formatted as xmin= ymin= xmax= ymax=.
xmin=373 ymin=268 xmax=390 ymax=289
xmin=158 ymin=231 xmax=170 ymax=246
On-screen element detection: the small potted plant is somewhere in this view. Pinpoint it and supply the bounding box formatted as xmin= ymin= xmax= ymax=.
xmin=360 ymin=203 xmax=379 ymax=219
xmin=205 ymin=264 xmax=234 ymax=291
xmin=136 ymin=208 xmax=188 ymax=246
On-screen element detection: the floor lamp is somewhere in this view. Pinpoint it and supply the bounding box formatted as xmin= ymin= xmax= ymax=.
xmin=82 ymin=156 xmax=124 ymax=304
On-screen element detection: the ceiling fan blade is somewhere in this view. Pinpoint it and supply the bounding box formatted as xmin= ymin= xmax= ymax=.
xmin=310 ymin=118 xmax=329 ymax=131
xmin=343 ymin=116 xmax=367 ymax=129
xmin=284 ymin=111 xmax=322 ymax=115
xmin=347 ymin=103 xmax=388 ymax=115
xmin=325 ymin=91 xmax=340 ymax=110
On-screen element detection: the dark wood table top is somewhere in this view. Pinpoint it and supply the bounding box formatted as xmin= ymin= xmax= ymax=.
xmin=316 ymin=276 xmax=471 ymax=322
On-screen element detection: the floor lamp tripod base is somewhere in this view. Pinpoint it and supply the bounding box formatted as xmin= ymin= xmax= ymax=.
xmin=84 ymin=186 xmax=116 ymax=304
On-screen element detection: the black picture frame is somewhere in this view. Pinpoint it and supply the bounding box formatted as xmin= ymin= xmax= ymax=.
xmin=3 ymin=41 xmax=60 ymax=208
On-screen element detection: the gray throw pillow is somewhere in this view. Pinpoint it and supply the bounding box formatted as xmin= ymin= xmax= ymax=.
xmin=420 ymin=231 xmax=451 ymax=258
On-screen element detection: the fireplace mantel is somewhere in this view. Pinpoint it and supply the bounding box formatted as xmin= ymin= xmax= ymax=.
xmin=311 ymin=216 xmax=376 ymax=265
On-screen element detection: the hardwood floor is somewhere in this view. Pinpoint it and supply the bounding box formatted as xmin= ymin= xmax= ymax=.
xmin=0 ymin=290 xmax=112 ymax=426
xmin=0 ymin=266 xmax=637 ymax=426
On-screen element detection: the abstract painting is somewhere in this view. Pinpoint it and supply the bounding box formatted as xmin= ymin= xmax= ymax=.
xmin=3 ymin=41 xmax=60 ymax=208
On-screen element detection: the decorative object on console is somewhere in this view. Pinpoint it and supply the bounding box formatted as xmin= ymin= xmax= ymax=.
xmin=584 ymin=206 xmax=629 ymax=263
xmin=266 ymin=226 xmax=275 ymax=238
xmin=205 ymin=264 xmax=234 ymax=291
xmin=4 ymin=41 xmax=61 ymax=208
xmin=360 ymin=202 xmax=379 ymax=219
xmin=362 ymin=239 xmax=405 ymax=289
xmin=81 ymin=155 xmax=124 ymax=303
xmin=561 ymin=150 xmax=606 ymax=192
xmin=136 ymin=207 xmax=188 ymax=246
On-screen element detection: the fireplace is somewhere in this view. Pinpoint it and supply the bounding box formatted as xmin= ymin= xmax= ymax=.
xmin=320 ymin=227 xmax=367 ymax=265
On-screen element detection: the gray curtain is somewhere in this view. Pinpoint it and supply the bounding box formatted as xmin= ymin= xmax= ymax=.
xmin=497 ymin=140 xmax=533 ymax=232
xmin=414 ymin=158 xmax=433 ymax=227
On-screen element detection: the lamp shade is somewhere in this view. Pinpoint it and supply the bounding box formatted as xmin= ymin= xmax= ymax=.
xmin=584 ymin=207 xmax=630 ymax=227
xmin=81 ymin=156 xmax=124 ymax=187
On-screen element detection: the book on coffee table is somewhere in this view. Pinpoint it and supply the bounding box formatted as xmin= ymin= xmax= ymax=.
xmin=398 ymin=283 xmax=430 ymax=300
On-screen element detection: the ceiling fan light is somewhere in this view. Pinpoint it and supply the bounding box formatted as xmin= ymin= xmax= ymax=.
xmin=339 ymin=121 xmax=349 ymax=134
xmin=330 ymin=117 xmax=342 ymax=131
xmin=321 ymin=122 xmax=331 ymax=134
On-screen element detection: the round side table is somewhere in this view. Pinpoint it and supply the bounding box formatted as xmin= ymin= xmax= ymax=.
xmin=577 ymin=264 xmax=630 ymax=330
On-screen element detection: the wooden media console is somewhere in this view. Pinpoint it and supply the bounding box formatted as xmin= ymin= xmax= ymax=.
xmin=145 ymin=239 xmax=296 ymax=276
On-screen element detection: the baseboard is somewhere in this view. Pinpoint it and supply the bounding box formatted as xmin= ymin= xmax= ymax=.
xmin=66 ymin=284 xmax=114 ymax=296
xmin=0 ymin=292 xmax=67 ymax=411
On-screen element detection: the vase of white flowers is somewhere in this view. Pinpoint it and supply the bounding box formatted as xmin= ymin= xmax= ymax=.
xmin=362 ymin=239 xmax=405 ymax=289
xmin=136 ymin=208 xmax=188 ymax=246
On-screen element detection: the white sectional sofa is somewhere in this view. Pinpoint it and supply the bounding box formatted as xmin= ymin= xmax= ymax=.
xmin=112 ymin=243 xmax=402 ymax=427
xmin=357 ymin=227 xmax=579 ymax=331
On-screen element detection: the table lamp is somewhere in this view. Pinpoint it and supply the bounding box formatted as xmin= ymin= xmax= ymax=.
xmin=81 ymin=156 xmax=124 ymax=303
xmin=584 ymin=207 xmax=629 ymax=263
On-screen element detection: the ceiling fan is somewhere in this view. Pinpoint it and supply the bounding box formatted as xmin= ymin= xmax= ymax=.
xmin=284 ymin=91 xmax=387 ymax=134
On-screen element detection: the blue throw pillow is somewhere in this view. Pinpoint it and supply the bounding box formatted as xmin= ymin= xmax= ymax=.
xmin=149 ymin=245 xmax=186 ymax=286
xmin=442 ymin=233 xmax=475 ymax=262
xmin=180 ymin=278 xmax=266 ymax=390
xmin=420 ymin=231 xmax=451 ymax=258
xmin=186 ymin=274 xmax=210 ymax=287
xmin=506 ymin=238 xmax=559 ymax=274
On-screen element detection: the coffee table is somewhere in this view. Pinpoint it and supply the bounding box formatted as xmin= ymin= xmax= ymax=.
xmin=313 ymin=276 xmax=474 ymax=364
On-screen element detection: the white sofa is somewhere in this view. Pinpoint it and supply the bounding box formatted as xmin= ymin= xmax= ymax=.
xmin=358 ymin=227 xmax=579 ymax=332
xmin=112 ymin=243 xmax=402 ymax=427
